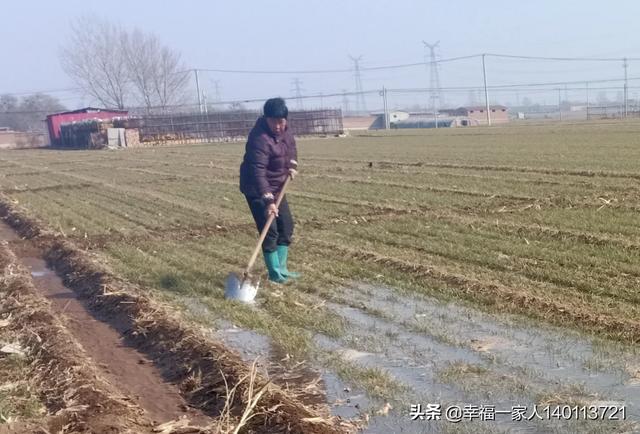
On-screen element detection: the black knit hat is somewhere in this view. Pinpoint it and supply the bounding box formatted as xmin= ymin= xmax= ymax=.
xmin=264 ymin=97 xmax=288 ymax=119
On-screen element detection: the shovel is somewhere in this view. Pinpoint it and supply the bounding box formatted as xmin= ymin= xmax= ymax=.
xmin=224 ymin=170 xmax=294 ymax=303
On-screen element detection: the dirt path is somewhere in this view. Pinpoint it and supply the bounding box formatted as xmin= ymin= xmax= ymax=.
xmin=0 ymin=221 xmax=212 ymax=427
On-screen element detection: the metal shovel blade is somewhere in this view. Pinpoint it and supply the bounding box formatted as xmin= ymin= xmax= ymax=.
xmin=224 ymin=272 xmax=258 ymax=303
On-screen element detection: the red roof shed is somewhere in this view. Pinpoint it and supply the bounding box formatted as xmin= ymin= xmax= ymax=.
xmin=46 ymin=107 xmax=128 ymax=147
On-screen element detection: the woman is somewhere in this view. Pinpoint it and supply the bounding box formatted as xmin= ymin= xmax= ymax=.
xmin=239 ymin=97 xmax=300 ymax=283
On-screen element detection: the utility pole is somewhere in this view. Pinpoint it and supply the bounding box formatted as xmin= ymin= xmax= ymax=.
xmin=623 ymin=57 xmax=629 ymax=118
xmin=194 ymin=69 xmax=203 ymax=114
xmin=341 ymin=90 xmax=350 ymax=115
xmin=586 ymin=81 xmax=590 ymax=121
xmin=202 ymin=90 xmax=208 ymax=115
xmin=558 ymin=88 xmax=562 ymax=121
xmin=349 ymin=55 xmax=366 ymax=114
xmin=482 ymin=54 xmax=491 ymax=126
xmin=423 ymin=41 xmax=443 ymax=127
xmin=213 ymin=80 xmax=221 ymax=103
xmin=380 ymin=87 xmax=390 ymax=130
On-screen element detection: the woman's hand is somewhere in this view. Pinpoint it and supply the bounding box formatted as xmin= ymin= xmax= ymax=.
xmin=267 ymin=203 xmax=279 ymax=217
xmin=289 ymin=159 xmax=298 ymax=179
xmin=262 ymin=192 xmax=277 ymax=217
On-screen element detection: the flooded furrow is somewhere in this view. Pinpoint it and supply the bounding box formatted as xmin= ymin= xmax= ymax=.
xmin=319 ymin=282 xmax=639 ymax=432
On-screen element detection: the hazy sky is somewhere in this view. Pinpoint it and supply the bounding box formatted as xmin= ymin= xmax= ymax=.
xmin=3 ymin=0 xmax=640 ymax=109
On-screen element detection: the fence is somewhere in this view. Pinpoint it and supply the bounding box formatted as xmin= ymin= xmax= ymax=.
xmin=57 ymin=109 xmax=343 ymax=148
xmin=116 ymin=109 xmax=343 ymax=144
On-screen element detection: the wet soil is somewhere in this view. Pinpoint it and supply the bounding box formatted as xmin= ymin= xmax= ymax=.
xmin=321 ymin=282 xmax=640 ymax=432
xmin=179 ymin=280 xmax=640 ymax=432
xmin=180 ymin=296 xmax=369 ymax=420
xmin=0 ymin=221 xmax=212 ymax=426
xmin=213 ymin=318 xmax=368 ymax=418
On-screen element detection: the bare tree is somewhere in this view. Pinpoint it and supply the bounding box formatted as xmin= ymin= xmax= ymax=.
xmin=122 ymin=29 xmax=189 ymax=113
xmin=61 ymin=16 xmax=190 ymax=112
xmin=60 ymin=16 xmax=130 ymax=109
xmin=153 ymin=46 xmax=190 ymax=111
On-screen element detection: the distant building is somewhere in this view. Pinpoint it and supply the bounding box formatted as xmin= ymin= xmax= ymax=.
xmin=349 ymin=110 xmax=477 ymax=130
xmin=394 ymin=115 xmax=478 ymax=129
xmin=342 ymin=115 xmax=379 ymax=130
xmin=0 ymin=129 xmax=47 ymax=149
xmin=343 ymin=111 xmax=412 ymax=130
xmin=46 ymin=107 xmax=128 ymax=147
xmin=440 ymin=105 xmax=509 ymax=125
xmin=388 ymin=111 xmax=411 ymax=124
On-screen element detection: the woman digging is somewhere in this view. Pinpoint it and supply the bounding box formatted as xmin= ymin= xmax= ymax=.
xmin=239 ymin=97 xmax=300 ymax=283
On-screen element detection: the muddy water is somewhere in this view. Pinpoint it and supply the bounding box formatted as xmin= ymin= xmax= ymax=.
xmin=0 ymin=222 xmax=211 ymax=426
xmin=180 ymin=295 xmax=371 ymax=418
xmin=178 ymin=281 xmax=639 ymax=432
xmin=211 ymin=317 xmax=369 ymax=418
xmin=322 ymin=282 xmax=639 ymax=432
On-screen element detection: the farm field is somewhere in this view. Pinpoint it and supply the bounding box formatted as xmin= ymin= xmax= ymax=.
xmin=1 ymin=122 xmax=639 ymax=433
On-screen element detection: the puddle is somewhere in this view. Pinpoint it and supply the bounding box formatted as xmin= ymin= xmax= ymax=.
xmin=319 ymin=302 xmax=486 ymax=403
xmin=321 ymin=370 xmax=371 ymax=419
xmin=213 ymin=320 xmax=272 ymax=362
xmin=211 ymin=318 xmax=369 ymax=415
xmin=175 ymin=298 xmax=373 ymax=419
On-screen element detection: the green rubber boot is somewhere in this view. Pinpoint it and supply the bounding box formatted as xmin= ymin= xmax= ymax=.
xmin=263 ymin=250 xmax=287 ymax=283
xmin=276 ymin=245 xmax=300 ymax=279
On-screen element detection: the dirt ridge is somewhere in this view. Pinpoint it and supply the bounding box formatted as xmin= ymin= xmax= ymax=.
xmin=0 ymin=193 xmax=357 ymax=433
xmin=0 ymin=243 xmax=154 ymax=433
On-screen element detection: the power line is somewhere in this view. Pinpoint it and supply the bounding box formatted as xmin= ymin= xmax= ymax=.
xmin=0 ymin=87 xmax=82 ymax=97
xmin=485 ymin=53 xmax=640 ymax=62
xmin=184 ymin=53 xmax=640 ymax=76
xmin=7 ymin=82 xmax=640 ymax=116
xmin=4 ymin=75 xmax=640 ymax=116
xmin=6 ymin=51 xmax=640 ymax=97
xmin=6 ymin=49 xmax=640 ymax=112
xmin=196 ymin=54 xmax=483 ymax=75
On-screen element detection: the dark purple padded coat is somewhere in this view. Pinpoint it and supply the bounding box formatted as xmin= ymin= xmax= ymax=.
xmin=240 ymin=116 xmax=298 ymax=199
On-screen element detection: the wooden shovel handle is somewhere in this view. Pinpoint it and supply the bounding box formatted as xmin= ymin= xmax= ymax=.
xmin=244 ymin=175 xmax=292 ymax=275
